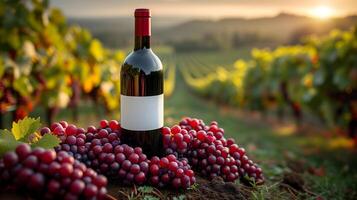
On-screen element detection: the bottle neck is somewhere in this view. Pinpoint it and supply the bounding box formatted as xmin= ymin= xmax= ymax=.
xmin=134 ymin=36 xmax=150 ymax=50
xmin=134 ymin=16 xmax=151 ymax=51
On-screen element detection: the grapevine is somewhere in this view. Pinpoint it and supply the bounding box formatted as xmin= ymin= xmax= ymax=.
xmin=181 ymin=27 xmax=357 ymax=137
xmin=0 ymin=0 xmax=124 ymax=127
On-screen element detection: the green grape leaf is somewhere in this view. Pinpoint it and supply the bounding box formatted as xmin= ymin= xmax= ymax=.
xmin=8 ymin=30 xmax=20 ymax=49
xmin=50 ymin=8 xmax=66 ymax=26
xmin=13 ymin=76 xmax=34 ymax=97
xmin=89 ymin=39 xmax=104 ymax=61
xmin=31 ymin=134 xmax=60 ymax=149
xmin=0 ymin=129 xmax=15 ymax=141
xmin=0 ymin=129 xmax=21 ymax=156
xmin=12 ymin=117 xmax=41 ymax=141
xmin=113 ymin=51 xmax=125 ymax=62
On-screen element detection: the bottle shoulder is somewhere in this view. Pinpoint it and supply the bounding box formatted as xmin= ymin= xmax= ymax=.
xmin=123 ymin=48 xmax=162 ymax=74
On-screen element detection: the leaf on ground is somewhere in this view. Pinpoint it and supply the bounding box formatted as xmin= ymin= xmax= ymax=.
xmin=188 ymin=183 xmax=200 ymax=191
xmin=308 ymin=166 xmax=326 ymax=176
xmin=31 ymin=134 xmax=60 ymax=149
xmin=12 ymin=117 xmax=41 ymax=141
xmin=0 ymin=129 xmax=21 ymax=156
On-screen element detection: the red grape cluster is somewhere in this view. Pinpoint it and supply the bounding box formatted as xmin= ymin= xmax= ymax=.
xmin=45 ymin=120 xmax=151 ymax=186
xmin=114 ymin=144 xmax=149 ymax=185
xmin=44 ymin=120 xmax=197 ymax=189
xmin=0 ymin=116 xmax=264 ymax=199
xmin=0 ymin=144 xmax=107 ymax=199
xmin=163 ymin=117 xmax=264 ymax=184
xmin=44 ymin=121 xmax=89 ymax=163
xmin=148 ymin=155 xmax=195 ymax=189
xmin=82 ymin=120 xmax=124 ymax=176
xmin=38 ymin=117 xmax=263 ymax=190
xmin=162 ymin=125 xmax=192 ymax=158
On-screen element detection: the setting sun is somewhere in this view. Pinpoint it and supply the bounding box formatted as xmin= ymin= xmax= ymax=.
xmin=310 ymin=6 xmax=335 ymax=19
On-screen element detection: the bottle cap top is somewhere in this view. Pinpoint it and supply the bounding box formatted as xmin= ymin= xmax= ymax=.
xmin=135 ymin=8 xmax=151 ymax=17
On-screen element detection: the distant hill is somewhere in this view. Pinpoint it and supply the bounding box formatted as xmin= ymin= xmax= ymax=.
xmin=158 ymin=13 xmax=357 ymax=44
xmin=158 ymin=13 xmax=312 ymax=41
xmin=68 ymin=16 xmax=189 ymax=47
xmin=68 ymin=13 xmax=357 ymax=50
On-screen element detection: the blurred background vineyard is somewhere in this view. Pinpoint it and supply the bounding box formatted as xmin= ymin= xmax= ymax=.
xmin=1 ymin=0 xmax=357 ymax=198
xmin=0 ymin=0 xmax=176 ymax=127
xmin=1 ymin=0 xmax=356 ymax=138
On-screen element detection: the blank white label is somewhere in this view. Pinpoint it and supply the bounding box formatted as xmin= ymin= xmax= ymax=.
xmin=121 ymin=94 xmax=163 ymax=131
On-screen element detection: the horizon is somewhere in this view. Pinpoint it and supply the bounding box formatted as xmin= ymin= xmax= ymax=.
xmin=51 ymin=0 xmax=357 ymax=20
xmin=65 ymin=11 xmax=357 ymax=21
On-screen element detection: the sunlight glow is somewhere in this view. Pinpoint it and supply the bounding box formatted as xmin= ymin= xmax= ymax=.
xmin=310 ymin=6 xmax=335 ymax=19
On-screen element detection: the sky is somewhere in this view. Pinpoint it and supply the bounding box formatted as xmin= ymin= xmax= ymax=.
xmin=51 ymin=0 xmax=357 ymax=19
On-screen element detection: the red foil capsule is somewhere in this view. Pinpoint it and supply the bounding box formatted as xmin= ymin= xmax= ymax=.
xmin=135 ymin=8 xmax=151 ymax=36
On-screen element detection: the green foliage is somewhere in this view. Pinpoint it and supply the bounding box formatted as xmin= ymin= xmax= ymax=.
xmin=182 ymin=26 xmax=357 ymax=132
xmin=0 ymin=129 xmax=20 ymax=156
xmin=31 ymin=133 xmax=60 ymax=149
xmin=0 ymin=117 xmax=59 ymax=156
xmin=12 ymin=117 xmax=41 ymax=141
xmin=301 ymin=28 xmax=357 ymax=128
xmin=243 ymin=46 xmax=315 ymax=111
xmin=0 ymin=0 xmax=124 ymax=120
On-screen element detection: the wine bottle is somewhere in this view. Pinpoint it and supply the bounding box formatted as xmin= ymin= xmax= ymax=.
xmin=120 ymin=8 xmax=163 ymax=156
